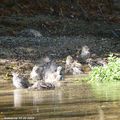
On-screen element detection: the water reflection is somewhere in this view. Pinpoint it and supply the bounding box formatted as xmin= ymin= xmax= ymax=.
xmin=98 ymin=106 xmax=105 ymax=120
xmin=13 ymin=83 xmax=92 ymax=108
xmin=13 ymin=88 xmax=63 ymax=108
xmin=1 ymin=80 xmax=120 ymax=119
xmin=13 ymin=89 xmax=29 ymax=107
xmin=31 ymin=89 xmax=63 ymax=105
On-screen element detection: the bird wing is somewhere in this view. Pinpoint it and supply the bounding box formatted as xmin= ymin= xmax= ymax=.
xmin=19 ymin=76 xmax=30 ymax=88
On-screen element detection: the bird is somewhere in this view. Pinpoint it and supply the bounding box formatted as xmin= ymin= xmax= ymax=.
xmin=30 ymin=65 xmax=44 ymax=81
xmin=71 ymin=60 xmax=83 ymax=75
xmin=80 ymin=45 xmax=90 ymax=63
xmin=30 ymin=56 xmax=50 ymax=81
xmin=86 ymin=58 xmax=107 ymax=69
xmin=30 ymin=57 xmax=58 ymax=81
xmin=44 ymin=66 xmax=63 ymax=83
xmin=12 ymin=72 xmax=30 ymax=89
xmin=96 ymin=58 xmax=107 ymax=67
xmin=41 ymin=66 xmax=63 ymax=88
xmin=65 ymin=55 xmax=74 ymax=66
xmin=28 ymin=81 xmax=55 ymax=90
xmin=72 ymin=67 xmax=83 ymax=75
xmin=55 ymin=66 xmax=64 ymax=81
xmin=65 ymin=55 xmax=83 ymax=75
xmin=65 ymin=55 xmax=74 ymax=74
xmin=43 ymin=60 xmax=58 ymax=74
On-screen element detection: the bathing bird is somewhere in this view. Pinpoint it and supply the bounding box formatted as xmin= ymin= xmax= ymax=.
xmin=30 ymin=57 xmax=58 ymax=81
xmin=30 ymin=56 xmax=50 ymax=81
xmin=28 ymin=81 xmax=55 ymax=90
xmin=42 ymin=66 xmax=63 ymax=88
xmin=71 ymin=60 xmax=83 ymax=75
xmin=12 ymin=72 xmax=30 ymax=89
xmin=45 ymin=66 xmax=63 ymax=83
xmin=30 ymin=65 xmax=44 ymax=81
xmin=65 ymin=55 xmax=83 ymax=75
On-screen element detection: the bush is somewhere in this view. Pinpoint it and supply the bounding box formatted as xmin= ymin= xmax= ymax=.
xmin=89 ymin=54 xmax=120 ymax=82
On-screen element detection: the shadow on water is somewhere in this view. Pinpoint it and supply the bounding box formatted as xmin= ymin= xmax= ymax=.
xmin=0 ymin=77 xmax=120 ymax=120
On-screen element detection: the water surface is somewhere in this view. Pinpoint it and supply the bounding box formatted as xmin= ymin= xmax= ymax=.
xmin=0 ymin=76 xmax=120 ymax=120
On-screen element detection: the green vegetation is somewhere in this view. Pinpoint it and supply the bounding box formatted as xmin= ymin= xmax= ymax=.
xmin=89 ymin=54 xmax=120 ymax=83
